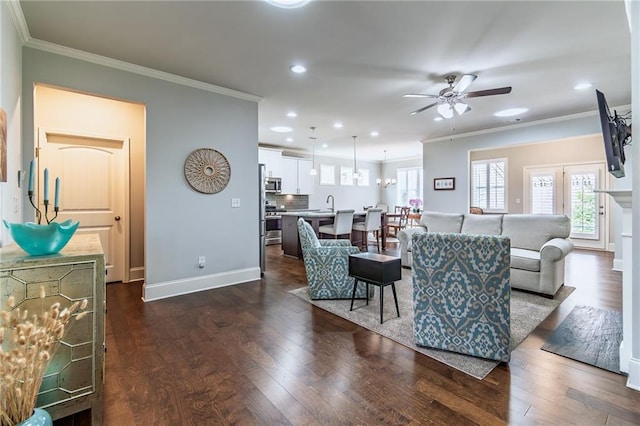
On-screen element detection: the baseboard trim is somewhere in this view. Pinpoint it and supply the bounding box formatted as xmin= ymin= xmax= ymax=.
xmin=128 ymin=266 xmax=145 ymax=283
xmin=627 ymin=357 xmax=640 ymax=391
xmin=613 ymin=258 xmax=623 ymax=272
xmin=142 ymin=268 xmax=261 ymax=302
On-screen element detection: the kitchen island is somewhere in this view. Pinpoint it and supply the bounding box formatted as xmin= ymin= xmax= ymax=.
xmin=281 ymin=211 xmax=388 ymax=259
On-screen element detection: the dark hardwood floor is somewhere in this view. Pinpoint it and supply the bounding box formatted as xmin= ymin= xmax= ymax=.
xmin=91 ymin=244 xmax=639 ymax=425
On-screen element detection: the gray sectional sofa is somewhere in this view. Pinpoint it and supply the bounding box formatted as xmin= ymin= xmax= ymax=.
xmin=397 ymin=212 xmax=574 ymax=296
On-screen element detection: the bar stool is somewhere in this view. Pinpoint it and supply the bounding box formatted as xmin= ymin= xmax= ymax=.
xmin=318 ymin=209 xmax=355 ymax=240
xmin=352 ymin=208 xmax=382 ymax=252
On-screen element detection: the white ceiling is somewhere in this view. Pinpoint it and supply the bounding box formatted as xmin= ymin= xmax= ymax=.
xmin=18 ymin=0 xmax=631 ymax=162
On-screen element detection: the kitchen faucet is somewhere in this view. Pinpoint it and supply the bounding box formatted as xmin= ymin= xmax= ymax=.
xmin=326 ymin=195 xmax=335 ymax=213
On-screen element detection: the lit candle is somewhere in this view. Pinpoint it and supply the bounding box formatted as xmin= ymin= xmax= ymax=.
xmin=43 ymin=168 xmax=49 ymax=202
xmin=28 ymin=160 xmax=34 ymax=192
xmin=54 ymin=178 xmax=60 ymax=209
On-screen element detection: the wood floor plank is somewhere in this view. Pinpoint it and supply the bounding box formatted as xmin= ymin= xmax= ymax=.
xmin=55 ymin=246 xmax=640 ymax=425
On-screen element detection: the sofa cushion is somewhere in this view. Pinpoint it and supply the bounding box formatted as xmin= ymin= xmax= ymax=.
xmin=460 ymin=214 xmax=503 ymax=235
xmin=510 ymin=248 xmax=540 ymax=272
xmin=502 ymin=214 xmax=571 ymax=251
xmin=421 ymin=211 xmax=464 ymax=233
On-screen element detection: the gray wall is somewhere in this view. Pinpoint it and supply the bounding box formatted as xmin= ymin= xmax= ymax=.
xmin=307 ymin=154 xmax=382 ymax=212
xmin=0 ymin=2 xmax=23 ymax=245
xmin=423 ymin=114 xmax=609 ymax=213
xmin=22 ymin=48 xmax=259 ymax=298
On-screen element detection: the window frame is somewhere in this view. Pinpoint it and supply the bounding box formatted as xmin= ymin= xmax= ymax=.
xmin=396 ymin=166 xmax=423 ymax=207
xmin=470 ymin=158 xmax=508 ymax=213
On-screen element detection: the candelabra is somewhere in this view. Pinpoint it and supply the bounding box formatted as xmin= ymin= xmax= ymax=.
xmin=28 ymin=190 xmax=58 ymax=224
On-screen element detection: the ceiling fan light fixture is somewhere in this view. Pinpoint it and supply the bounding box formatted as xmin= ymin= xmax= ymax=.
xmin=454 ymin=102 xmax=469 ymax=115
xmin=437 ymin=103 xmax=454 ymax=119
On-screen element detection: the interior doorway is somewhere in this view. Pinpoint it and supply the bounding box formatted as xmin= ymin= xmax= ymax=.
xmin=34 ymin=84 xmax=146 ymax=283
xmin=523 ymin=162 xmax=608 ymax=250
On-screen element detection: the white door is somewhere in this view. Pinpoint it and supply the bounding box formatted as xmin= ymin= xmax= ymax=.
xmin=524 ymin=162 xmax=607 ymax=250
xmin=563 ymin=164 xmax=606 ymax=250
xmin=38 ymin=129 xmax=129 ymax=282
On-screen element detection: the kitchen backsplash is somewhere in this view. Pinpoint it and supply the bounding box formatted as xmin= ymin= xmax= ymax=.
xmin=265 ymin=194 xmax=309 ymax=210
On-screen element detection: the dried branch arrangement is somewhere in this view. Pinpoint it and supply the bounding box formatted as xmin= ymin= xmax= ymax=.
xmin=0 ymin=288 xmax=87 ymax=426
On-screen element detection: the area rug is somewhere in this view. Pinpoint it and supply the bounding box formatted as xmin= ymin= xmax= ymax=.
xmin=541 ymin=305 xmax=622 ymax=374
xmin=290 ymin=270 xmax=574 ymax=380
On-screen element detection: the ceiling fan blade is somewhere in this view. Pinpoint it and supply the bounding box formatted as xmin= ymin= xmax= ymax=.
xmin=453 ymin=74 xmax=477 ymax=93
xmin=403 ymin=93 xmax=438 ymax=98
xmin=410 ymin=102 xmax=439 ymax=115
xmin=465 ymin=86 xmax=512 ymax=98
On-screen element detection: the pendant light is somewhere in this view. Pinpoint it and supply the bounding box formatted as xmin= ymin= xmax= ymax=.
xmin=352 ymin=136 xmax=359 ymax=179
xmin=309 ymin=126 xmax=317 ymax=175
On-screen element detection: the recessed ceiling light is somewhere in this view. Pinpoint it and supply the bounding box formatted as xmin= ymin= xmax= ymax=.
xmin=333 ymin=122 xmax=343 ymax=129
xmin=433 ymin=117 xmax=443 ymax=122
xmin=286 ymin=111 xmax=297 ymax=118
xmin=270 ymin=126 xmax=293 ymax=133
xmin=574 ymin=82 xmax=593 ymax=91
xmin=265 ymin=0 xmax=311 ymax=9
xmin=286 ymin=137 xmax=293 ymax=142
xmin=370 ymin=131 xmax=379 ymax=137
xmin=290 ymin=64 xmax=307 ymax=74
xmin=321 ymin=143 xmax=328 ymax=148
xmin=494 ymin=108 xmax=528 ymax=117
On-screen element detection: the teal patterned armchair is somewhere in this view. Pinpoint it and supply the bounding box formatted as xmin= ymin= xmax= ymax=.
xmin=297 ymin=218 xmax=370 ymax=300
xmin=412 ymin=232 xmax=511 ymax=362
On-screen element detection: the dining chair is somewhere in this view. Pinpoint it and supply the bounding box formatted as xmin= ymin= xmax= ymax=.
xmin=318 ymin=209 xmax=355 ymax=240
xmin=351 ymin=208 xmax=383 ymax=252
xmin=387 ymin=206 xmax=409 ymax=237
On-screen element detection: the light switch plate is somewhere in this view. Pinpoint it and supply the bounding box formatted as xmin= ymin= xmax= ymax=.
xmin=231 ymin=198 xmax=241 ymax=208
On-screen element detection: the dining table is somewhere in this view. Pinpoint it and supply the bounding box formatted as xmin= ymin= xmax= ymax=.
xmin=280 ymin=210 xmax=388 ymax=259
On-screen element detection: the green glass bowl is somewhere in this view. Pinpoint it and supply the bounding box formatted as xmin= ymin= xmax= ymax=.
xmin=3 ymin=220 xmax=80 ymax=256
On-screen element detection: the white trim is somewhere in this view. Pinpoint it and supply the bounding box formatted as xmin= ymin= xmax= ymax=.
xmin=628 ymin=357 xmax=640 ymax=391
xmin=613 ymin=258 xmax=623 ymax=272
xmin=129 ymin=266 xmax=145 ymax=283
xmin=24 ymin=38 xmax=262 ymax=103
xmin=6 ymin=0 xmax=30 ymax=44
xmin=142 ymin=267 xmax=261 ymax=302
xmin=421 ymin=107 xmax=631 ymax=144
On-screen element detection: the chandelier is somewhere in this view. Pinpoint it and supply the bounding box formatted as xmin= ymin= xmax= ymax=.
xmin=376 ymin=150 xmax=396 ymax=188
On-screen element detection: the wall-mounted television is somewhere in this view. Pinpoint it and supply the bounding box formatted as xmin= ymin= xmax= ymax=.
xmin=596 ymin=89 xmax=632 ymax=178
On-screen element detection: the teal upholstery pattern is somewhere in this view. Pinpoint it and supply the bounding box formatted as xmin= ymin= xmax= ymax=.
xmin=412 ymin=232 xmax=511 ymax=362
xmin=297 ymin=218 xmax=370 ymax=300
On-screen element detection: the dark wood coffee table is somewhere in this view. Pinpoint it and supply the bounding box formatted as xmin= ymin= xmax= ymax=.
xmin=348 ymin=252 xmax=402 ymax=323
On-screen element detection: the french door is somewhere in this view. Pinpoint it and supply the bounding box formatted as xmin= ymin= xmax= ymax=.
xmin=523 ymin=162 xmax=607 ymax=250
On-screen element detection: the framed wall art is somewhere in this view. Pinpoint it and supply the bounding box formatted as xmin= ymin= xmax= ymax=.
xmin=434 ymin=177 xmax=455 ymax=191
xmin=319 ymin=164 xmax=336 ymax=185
xmin=340 ymin=166 xmax=354 ymax=186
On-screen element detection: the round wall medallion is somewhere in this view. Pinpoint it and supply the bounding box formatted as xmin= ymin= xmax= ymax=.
xmin=184 ymin=148 xmax=231 ymax=194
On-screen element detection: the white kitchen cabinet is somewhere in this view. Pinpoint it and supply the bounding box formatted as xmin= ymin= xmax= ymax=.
xmin=281 ymin=157 xmax=315 ymax=194
xmin=258 ymin=148 xmax=283 ymax=178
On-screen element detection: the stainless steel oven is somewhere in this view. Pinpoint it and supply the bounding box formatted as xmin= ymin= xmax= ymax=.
xmin=265 ymin=215 xmax=282 ymax=245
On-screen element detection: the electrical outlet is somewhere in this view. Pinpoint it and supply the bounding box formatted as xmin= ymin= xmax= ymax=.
xmin=198 ymin=256 xmax=205 ymax=268
xmin=231 ymin=198 xmax=241 ymax=208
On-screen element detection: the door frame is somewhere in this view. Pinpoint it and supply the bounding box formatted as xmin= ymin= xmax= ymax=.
xmin=523 ymin=161 xmax=611 ymax=251
xmin=38 ymin=127 xmax=131 ymax=282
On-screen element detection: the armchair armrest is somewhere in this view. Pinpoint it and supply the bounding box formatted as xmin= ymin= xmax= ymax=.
xmin=319 ymin=239 xmax=353 ymax=247
xmin=540 ymin=238 xmax=574 ymax=261
xmin=397 ymin=226 xmax=427 ymax=245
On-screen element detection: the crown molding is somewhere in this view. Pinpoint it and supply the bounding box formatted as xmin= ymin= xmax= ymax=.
xmin=6 ymin=0 xmax=30 ymax=44
xmin=420 ymin=105 xmax=631 ymax=144
xmin=24 ymin=39 xmax=262 ymax=103
xmin=10 ymin=0 xmax=261 ymax=103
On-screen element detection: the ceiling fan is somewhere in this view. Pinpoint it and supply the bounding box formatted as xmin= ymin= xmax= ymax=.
xmin=404 ymin=74 xmax=512 ymax=118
